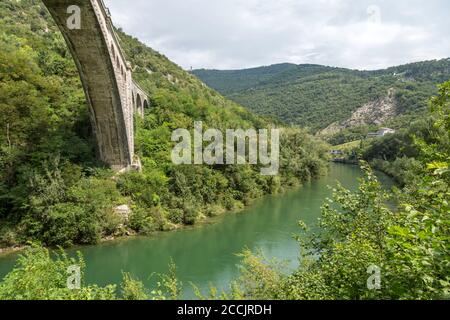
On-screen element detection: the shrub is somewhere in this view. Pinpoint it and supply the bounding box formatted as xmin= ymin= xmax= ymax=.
xmin=0 ymin=226 xmax=18 ymax=248
xmin=42 ymin=203 xmax=85 ymax=247
xmin=0 ymin=245 xmax=116 ymax=300
xmin=182 ymin=202 xmax=199 ymax=225
xmin=205 ymin=205 xmax=225 ymax=217
xmin=128 ymin=207 xmax=158 ymax=234
xmin=167 ymin=208 xmax=183 ymax=224
xmin=121 ymin=273 xmax=149 ymax=300
xmin=102 ymin=209 xmax=125 ymax=236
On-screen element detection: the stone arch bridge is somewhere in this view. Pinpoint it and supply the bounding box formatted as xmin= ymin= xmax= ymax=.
xmin=42 ymin=0 xmax=149 ymax=170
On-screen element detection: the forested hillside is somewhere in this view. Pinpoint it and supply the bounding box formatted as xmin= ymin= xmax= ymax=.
xmin=0 ymin=0 xmax=329 ymax=249
xmin=1 ymin=81 xmax=449 ymax=300
xmin=1 ymin=0 xmax=449 ymax=302
xmin=193 ymin=60 xmax=450 ymax=133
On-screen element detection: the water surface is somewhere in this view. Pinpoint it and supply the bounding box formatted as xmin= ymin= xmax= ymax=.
xmin=0 ymin=164 xmax=390 ymax=298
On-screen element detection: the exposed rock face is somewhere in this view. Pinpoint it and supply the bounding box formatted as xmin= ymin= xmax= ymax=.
xmin=114 ymin=204 xmax=131 ymax=222
xmin=320 ymin=88 xmax=398 ymax=135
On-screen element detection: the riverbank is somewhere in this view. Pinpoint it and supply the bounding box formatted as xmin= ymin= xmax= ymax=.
xmin=0 ymin=246 xmax=26 ymax=256
xmin=0 ymin=166 xmax=330 ymax=257
xmin=0 ymin=163 xmax=367 ymax=298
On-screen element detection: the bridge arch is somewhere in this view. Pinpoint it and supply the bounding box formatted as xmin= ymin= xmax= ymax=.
xmin=42 ymin=0 xmax=147 ymax=170
xmin=136 ymin=94 xmax=142 ymax=111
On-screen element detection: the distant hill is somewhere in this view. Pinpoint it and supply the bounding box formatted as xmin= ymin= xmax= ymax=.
xmin=192 ymin=59 xmax=450 ymax=133
xmin=193 ymin=63 xmax=334 ymax=94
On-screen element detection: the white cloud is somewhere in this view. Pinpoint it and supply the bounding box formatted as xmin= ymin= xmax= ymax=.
xmin=105 ymin=0 xmax=450 ymax=70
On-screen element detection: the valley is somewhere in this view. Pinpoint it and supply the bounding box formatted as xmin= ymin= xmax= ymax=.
xmin=0 ymin=0 xmax=448 ymax=302
xmin=193 ymin=59 xmax=450 ymax=137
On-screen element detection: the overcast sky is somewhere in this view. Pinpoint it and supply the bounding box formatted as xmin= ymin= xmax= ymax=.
xmin=105 ymin=0 xmax=450 ymax=71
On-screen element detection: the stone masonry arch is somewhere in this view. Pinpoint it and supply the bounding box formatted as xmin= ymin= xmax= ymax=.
xmin=42 ymin=0 xmax=148 ymax=171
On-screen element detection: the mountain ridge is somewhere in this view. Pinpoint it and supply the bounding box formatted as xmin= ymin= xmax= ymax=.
xmin=192 ymin=58 xmax=450 ymax=134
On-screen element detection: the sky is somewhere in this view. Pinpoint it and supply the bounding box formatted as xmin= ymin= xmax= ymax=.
xmin=104 ymin=0 xmax=450 ymax=71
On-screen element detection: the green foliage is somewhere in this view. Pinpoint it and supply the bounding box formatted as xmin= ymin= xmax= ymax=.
xmin=0 ymin=0 xmax=106 ymax=246
xmin=128 ymin=207 xmax=159 ymax=234
xmin=370 ymin=157 xmax=422 ymax=186
xmin=0 ymin=245 xmax=116 ymax=300
xmin=279 ymin=129 xmax=330 ymax=184
xmin=193 ymin=60 xmax=450 ymax=132
xmin=327 ymin=125 xmax=376 ymax=146
xmin=115 ymin=29 xmax=331 ymax=234
xmin=232 ymin=249 xmax=285 ymax=300
xmin=0 ymin=244 xmax=182 ymax=300
xmin=1 ymin=83 xmax=448 ymax=300
xmin=225 ymin=159 xmax=449 ymax=299
xmin=211 ymin=82 xmax=450 ymax=300
xmin=122 ymin=260 xmax=182 ymax=301
xmin=356 ymin=107 xmax=443 ymax=185
xmin=1 ymin=2 xmax=448 ymax=302
xmin=10 ymin=157 xmax=125 ymax=247
xmin=121 ymin=272 xmax=149 ymax=300
xmin=0 ymin=1 xmax=329 ymax=249
xmin=331 ymin=104 xmax=444 ymax=186
xmin=149 ymin=260 xmax=182 ymax=300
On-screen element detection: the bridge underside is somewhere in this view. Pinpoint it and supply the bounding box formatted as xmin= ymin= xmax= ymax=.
xmin=43 ymin=0 xmax=132 ymax=169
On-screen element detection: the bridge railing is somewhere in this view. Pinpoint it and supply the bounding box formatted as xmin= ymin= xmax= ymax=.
xmin=94 ymin=0 xmax=129 ymax=73
xmin=94 ymin=0 xmax=147 ymax=105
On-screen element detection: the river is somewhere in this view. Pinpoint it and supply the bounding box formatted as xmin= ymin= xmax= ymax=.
xmin=0 ymin=164 xmax=392 ymax=298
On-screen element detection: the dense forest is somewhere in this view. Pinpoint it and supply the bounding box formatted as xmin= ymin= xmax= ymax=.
xmin=193 ymin=60 xmax=450 ymax=133
xmin=1 ymin=0 xmax=449 ymax=302
xmin=1 ymin=81 xmax=448 ymax=300
xmin=0 ymin=0 xmax=329 ymax=249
